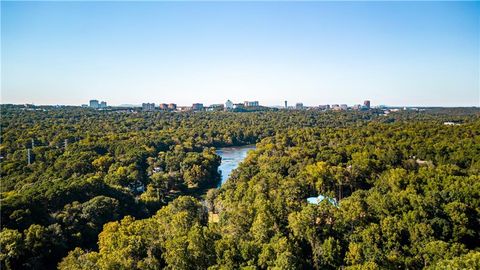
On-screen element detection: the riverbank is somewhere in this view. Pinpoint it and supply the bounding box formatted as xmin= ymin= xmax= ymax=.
xmin=216 ymin=144 xmax=256 ymax=186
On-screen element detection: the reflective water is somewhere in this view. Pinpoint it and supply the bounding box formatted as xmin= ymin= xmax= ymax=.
xmin=216 ymin=145 xmax=256 ymax=186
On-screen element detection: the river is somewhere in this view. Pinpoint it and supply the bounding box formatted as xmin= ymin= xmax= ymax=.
xmin=216 ymin=145 xmax=256 ymax=186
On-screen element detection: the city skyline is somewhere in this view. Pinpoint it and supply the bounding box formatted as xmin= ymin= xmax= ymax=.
xmin=16 ymin=98 xmax=468 ymax=109
xmin=2 ymin=1 xmax=479 ymax=107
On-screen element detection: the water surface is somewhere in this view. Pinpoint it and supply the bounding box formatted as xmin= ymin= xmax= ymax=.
xmin=216 ymin=145 xmax=256 ymax=186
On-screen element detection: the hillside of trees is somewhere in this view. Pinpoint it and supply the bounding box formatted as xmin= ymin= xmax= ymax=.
xmin=1 ymin=105 xmax=479 ymax=269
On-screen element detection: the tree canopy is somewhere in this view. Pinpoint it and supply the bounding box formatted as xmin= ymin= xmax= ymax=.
xmin=1 ymin=105 xmax=479 ymax=269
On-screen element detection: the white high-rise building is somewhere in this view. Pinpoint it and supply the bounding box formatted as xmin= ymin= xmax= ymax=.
xmin=244 ymin=101 xmax=259 ymax=107
xmin=225 ymin=100 xmax=234 ymax=110
xmin=142 ymin=103 xmax=155 ymax=111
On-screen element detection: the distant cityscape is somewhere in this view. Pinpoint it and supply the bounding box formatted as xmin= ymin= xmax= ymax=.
xmin=84 ymin=99 xmax=380 ymax=112
xmin=11 ymin=99 xmax=438 ymax=116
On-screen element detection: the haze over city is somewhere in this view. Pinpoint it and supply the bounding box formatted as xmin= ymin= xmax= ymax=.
xmin=2 ymin=1 xmax=479 ymax=107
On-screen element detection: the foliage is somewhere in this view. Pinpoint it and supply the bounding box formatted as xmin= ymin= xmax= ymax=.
xmin=1 ymin=105 xmax=479 ymax=269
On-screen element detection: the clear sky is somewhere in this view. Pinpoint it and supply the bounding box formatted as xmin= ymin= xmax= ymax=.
xmin=2 ymin=1 xmax=479 ymax=107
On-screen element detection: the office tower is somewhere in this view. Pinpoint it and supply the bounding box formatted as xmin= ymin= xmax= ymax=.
xmin=364 ymin=100 xmax=371 ymax=109
xmin=142 ymin=103 xmax=155 ymax=111
xmin=244 ymin=101 xmax=259 ymax=107
xmin=192 ymin=103 xmax=204 ymax=111
xmin=89 ymin=100 xmax=99 ymax=108
xmin=225 ymin=100 xmax=234 ymax=110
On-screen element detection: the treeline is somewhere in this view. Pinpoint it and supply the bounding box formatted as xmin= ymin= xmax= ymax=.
xmin=0 ymin=105 xmax=479 ymax=269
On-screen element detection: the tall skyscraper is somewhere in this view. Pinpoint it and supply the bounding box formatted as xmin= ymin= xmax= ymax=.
xmin=89 ymin=100 xmax=99 ymax=108
xmin=192 ymin=103 xmax=204 ymax=111
xmin=225 ymin=100 xmax=234 ymax=110
xmin=244 ymin=101 xmax=259 ymax=107
xmin=364 ymin=100 xmax=371 ymax=109
xmin=284 ymin=100 xmax=288 ymax=109
xmin=142 ymin=103 xmax=155 ymax=111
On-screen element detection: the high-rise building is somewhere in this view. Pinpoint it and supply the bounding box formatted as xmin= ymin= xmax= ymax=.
xmin=192 ymin=103 xmax=204 ymax=111
xmin=159 ymin=103 xmax=168 ymax=110
xmin=142 ymin=103 xmax=155 ymax=111
xmin=284 ymin=100 xmax=288 ymax=109
xmin=89 ymin=100 xmax=107 ymax=109
xmin=364 ymin=100 xmax=371 ymax=109
xmin=244 ymin=101 xmax=259 ymax=107
xmin=296 ymin=103 xmax=304 ymax=110
xmin=168 ymin=103 xmax=177 ymax=110
xmin=225 ymin=100 xmax=234 ymax=110
xmin=89 ymin=100 xmax=99 ymax=108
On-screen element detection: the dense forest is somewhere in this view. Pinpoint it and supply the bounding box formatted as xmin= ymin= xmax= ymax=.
xmin=1 ymin=105 xmax=479 ymax=269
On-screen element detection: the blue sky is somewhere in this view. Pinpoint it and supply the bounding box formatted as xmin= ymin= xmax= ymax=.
xmin=2 ymin=1 xmax=479 ymax=107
